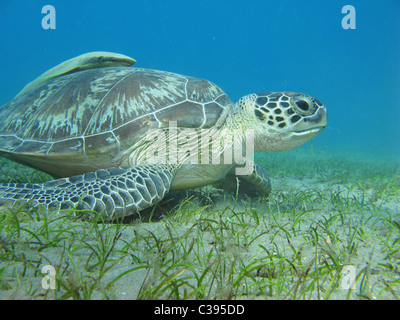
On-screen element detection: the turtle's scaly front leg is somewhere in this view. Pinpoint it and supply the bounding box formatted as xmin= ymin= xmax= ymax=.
xmin=0 ymin=165 xmax=176 ymax=219
xmin=214 ymin=162 xmax=271 ymax=197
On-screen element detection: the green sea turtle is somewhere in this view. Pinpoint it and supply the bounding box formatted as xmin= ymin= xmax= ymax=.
xmin=0 ymin=52 xmax=327 ymax=219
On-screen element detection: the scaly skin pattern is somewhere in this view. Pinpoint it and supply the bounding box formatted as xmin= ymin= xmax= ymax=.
xmin=240 ymin=163 xmax=272 ymax=196
xmin=0 ymin=164 xmax=176 ymax=219
xmin=214 ymin=162 xmax=271 ymax=197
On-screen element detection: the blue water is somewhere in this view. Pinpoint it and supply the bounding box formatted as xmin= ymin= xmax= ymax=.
xmin=0 ymin=0 xmax=399 ymax=156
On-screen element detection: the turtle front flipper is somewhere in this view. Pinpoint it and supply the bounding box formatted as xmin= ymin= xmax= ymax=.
xmin=0 ymin=165 xmax=176 ymax=219
xmin=214 ymin=162 xmax=271 ymax=197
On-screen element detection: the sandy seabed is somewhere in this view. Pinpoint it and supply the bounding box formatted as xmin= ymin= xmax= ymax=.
xmin=0 ymin=148 xmax=399 ymax=300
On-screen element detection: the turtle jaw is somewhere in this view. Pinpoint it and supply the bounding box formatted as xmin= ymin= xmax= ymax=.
xmin=292 ymin=107 xmax=327 ymax=137
xmin=292 ymin=126 xmax=325 ymax=138
xmin=254 ymin=129 xmax=323 ymax=152
xmin=292 ymin=105 xmax=327 ymax=137
xmin=283 ymin=106 xmax=327 ymax=149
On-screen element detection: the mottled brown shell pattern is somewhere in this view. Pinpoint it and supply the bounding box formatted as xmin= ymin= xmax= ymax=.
xmin=0 ymin=67 xmax=232 ymax=175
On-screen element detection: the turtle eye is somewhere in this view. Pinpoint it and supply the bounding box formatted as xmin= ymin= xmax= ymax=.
xmin=295 ymin=99 xmax=309 ymax=112
xmin=292 ymin=97 xmax=313 ymax=115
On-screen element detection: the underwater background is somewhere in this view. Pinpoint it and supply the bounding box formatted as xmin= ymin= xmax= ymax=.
xmin=0 ymin=0 xmax=399 ymax=157
xmin=0 ymin=1 xmax=400 ymax=300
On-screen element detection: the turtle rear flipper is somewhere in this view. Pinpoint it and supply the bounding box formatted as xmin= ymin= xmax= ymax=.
xmin=0 ymin=165 xmax=175 ymax=219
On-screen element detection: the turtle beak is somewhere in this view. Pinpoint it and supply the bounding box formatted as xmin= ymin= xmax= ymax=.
xmin=293 ymin=107 xmax=327 ymax=136
xmin=292 ymin=126 xmax=325 ymax=138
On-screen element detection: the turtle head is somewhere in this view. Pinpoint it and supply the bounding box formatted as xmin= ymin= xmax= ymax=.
xmin=238 ymin=92 xmax=327 ymax=152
